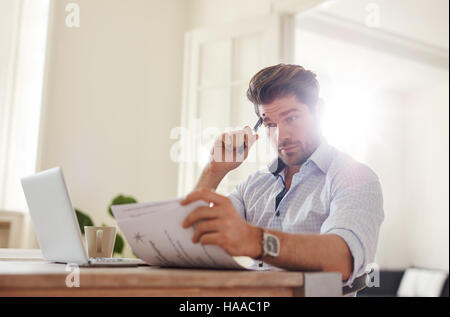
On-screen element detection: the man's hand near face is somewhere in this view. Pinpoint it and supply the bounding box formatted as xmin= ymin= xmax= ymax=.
xmin=194 ymin=126 xmax=259 ymax=191
xmin=180 ymin=188 xmax=262 ymax=259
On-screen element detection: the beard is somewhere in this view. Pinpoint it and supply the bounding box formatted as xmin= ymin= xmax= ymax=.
xmin=278 ymin=139 xmax=319 ymax=167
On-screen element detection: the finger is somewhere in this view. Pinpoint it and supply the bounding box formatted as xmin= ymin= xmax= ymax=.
xmin=182 ymin=205 xmax=222 ymax=228
xmin=229 ymin=128 xmax=248 ymax=146
xmin=241 ymin=133 xmax=249 ymax=158
xmin=226 ymin=128 xmax=246 ymax=154
xmin=243 ymin=125 xmax=252 ymax=135
xmin=223 ymin=132 xmax=232 ymax=149
xmin=223 ymin=133 xmax=235 ymax=162
xmin=241 ymin=126 xmax=251 ymax=149
xmin=249 ymin=131 xmax=259 ymax=145
xmin=198 ymin=232 xmax=223 ymax=248
xmin=211 ymin=137 xmax=225 ymax=162
xmin=192 ymin=219 xmax=224 ymax=243
xmin=180 ymin=188 xmax=230 ymax=207
xmin=221 ymin=132 xmax=227 ymax=144
xmin=233 ymin=133 xmax=246 ymax=161
xmin=240 ymin=126 xmax=257 ymax=146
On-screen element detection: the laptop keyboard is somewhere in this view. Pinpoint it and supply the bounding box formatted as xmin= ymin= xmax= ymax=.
xmin=89 ymin=257 xmax=145 ymax=264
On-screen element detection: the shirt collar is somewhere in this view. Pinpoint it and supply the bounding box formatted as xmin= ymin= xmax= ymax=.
xmin=307 ymin=139 xmax=333 ymax=174
xmin=268 ymin=157 xmax=285 ymax=176
xmin=267 ymin=138 xmax=333 ymax=176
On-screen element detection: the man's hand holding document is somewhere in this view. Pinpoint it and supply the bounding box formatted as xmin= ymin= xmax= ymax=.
xmin=111 ymin=197 xmax=256 ymax=270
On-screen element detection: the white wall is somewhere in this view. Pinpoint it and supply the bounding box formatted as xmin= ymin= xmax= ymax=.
xmin=403 ymin=75 xmax=449 ymax=271
xmin=314 ymin=0 xmax=449 ymax=272
xmin=295 ymin=22 xmax=449 ymax=272
xmin=38 ymin=0 xmax=187 ymax=255
xmin=187 ymin=0 xmax=274 ymax=29
xmin=320 ymin=0 xmax=449 ymax=49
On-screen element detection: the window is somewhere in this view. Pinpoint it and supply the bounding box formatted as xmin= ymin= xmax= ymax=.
xmin=178 ymin=15 xmax=287 ymax=196
xmin=0 ymin=0 xmax=50 ymax=212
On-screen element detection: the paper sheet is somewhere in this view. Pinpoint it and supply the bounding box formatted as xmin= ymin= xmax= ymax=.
xmin=111 ymin=198 xmax=255 ymax=269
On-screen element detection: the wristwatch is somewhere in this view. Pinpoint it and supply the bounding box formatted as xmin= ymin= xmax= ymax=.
xmin=255 ymin=228 xmax=280 ymax=259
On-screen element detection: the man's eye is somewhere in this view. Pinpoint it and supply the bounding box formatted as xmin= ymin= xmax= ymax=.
xmin=286 ymin=116 xmax=298 ymax=123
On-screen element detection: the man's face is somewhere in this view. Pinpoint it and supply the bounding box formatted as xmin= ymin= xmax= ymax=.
xmin=258 ymin=94 xmax=321 ymax=167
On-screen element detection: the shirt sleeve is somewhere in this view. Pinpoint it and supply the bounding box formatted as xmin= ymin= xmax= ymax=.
xmin=320 ymin=164 xmax=384 ymax=287
xmin=228 ymin=180 xmax=247 ymax=221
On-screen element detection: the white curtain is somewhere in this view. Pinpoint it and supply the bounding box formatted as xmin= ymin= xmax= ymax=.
xmin=0 ymin=0 xmax=50 ymax=212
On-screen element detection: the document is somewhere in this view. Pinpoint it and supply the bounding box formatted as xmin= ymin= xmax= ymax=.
xmin=111 ymin=198 xmax=256 ymax=269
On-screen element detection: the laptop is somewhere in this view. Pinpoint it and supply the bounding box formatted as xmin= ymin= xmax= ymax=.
xmin=21 ymin=167 xmax=145 ymax=267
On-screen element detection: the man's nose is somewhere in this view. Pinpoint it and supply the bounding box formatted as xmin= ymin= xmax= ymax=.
xmin=277 ymin=123 xmax=291 ymax=142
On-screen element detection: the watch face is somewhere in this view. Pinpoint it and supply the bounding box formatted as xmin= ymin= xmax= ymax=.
xmin=265 ymin=234 xmax=280 ymax=256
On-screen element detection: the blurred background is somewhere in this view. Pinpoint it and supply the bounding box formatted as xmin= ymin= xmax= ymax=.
xmin=0 ymin=0 xmax=448 ymax=296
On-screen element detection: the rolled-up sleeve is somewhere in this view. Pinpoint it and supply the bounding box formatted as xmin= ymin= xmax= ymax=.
xmin=320 ymin=166 xmax=384 ymax=286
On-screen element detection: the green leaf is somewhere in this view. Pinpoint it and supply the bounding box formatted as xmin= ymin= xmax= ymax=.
xmin=75 ymin=208 xmax=94 ymax=234
xmin=108 ymin=194 xmax=138 ymax=256
xmin=113 ymin=232 xmax=125 ymax=255
xmin=108 ymin=194 xmax=138 ymax=218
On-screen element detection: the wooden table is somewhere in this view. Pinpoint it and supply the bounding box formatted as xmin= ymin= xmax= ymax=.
xmin=0 ymin=249 xmax=342 ymax=297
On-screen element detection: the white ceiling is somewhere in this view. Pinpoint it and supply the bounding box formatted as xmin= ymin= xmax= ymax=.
xmin=295 ymin=28 xmax=448 ymax=94
xmin=295 ymin=0 xmax=449 ymax=95
xmin=314 ymin=0 xmax=449 ymax=49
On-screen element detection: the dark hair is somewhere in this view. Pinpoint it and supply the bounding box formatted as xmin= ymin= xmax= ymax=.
xmin=246 ymin=64 xmax=320 ymax=116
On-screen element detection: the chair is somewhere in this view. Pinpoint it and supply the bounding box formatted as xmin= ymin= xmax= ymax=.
xmin=343 ymin=274 xmax=368 ymax=296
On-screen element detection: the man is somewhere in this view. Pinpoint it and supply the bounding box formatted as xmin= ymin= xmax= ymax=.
xmin=180 ymin=64 xmax=384 ymax=286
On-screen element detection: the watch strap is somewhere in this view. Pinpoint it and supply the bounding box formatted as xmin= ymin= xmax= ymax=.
xmin=254 ymin=228 xmax=265 ymax=260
